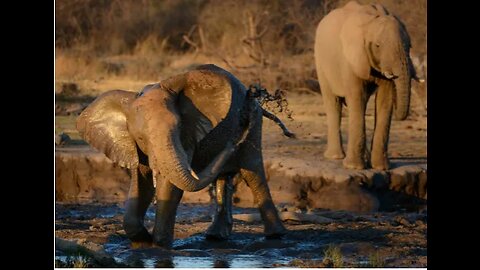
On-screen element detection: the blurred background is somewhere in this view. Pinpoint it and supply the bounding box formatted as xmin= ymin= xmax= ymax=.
xmin=55 ymin=0 xmax=426 ymax=97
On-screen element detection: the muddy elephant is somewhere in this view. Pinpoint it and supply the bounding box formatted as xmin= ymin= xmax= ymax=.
xmin=76 ymin=64 xmax=289 ymax=249
xmin=314 ymin=1 xmax=416 ymax=170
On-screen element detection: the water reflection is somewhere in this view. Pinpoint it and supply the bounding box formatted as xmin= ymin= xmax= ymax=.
xmin=129 ymin=258 xmax=146 ymax=268
xmin=56 ymin=253 xmax=292 ymax=268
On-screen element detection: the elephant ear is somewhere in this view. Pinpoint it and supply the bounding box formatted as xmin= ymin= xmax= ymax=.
xmin=340 ymin=12 xmax=377 ymax=80
xmin=175 ymin=67 xmax=233 ymax=151
xmin=76 ymin=90 xmax=139 ymax=169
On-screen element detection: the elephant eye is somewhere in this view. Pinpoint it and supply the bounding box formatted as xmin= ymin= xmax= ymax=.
xmin=375 ymin=43 xmax=380 ymax=47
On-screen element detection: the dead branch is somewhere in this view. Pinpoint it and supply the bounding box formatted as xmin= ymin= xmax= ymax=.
xmin=241 ymin=10 xmax=268 ymax=66
xmin=182 ymin=34 xmax=200 ymax=52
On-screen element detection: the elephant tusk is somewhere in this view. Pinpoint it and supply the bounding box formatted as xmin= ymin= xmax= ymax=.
xmin=190 ymin=168 xmax=200 ymax=180
xmin=153 ymin=173 xmax=157 ymax=188
xmin=383 ymin=72 xmax=397 ymax=79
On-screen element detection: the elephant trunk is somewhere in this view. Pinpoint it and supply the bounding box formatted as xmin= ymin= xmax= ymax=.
xmin=147 ymin=98 xmax=254 ymax=192
xmin=392 ymin=46 xmax=412 ymax=121
xmin=149 ymin=124 xmax=237 ymax=192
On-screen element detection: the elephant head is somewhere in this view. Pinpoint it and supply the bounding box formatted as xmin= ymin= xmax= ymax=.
xmin=341 ymin=3 xmax=414 ymax=120
xmin=77 ymin=68 xmax=254 ymax=192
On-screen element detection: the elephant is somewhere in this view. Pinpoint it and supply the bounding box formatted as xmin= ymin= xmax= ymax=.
xmin=314 ymin=1 xmax=417 ymax=170
xmin=76 ymin=64 xmax=290 ymax=249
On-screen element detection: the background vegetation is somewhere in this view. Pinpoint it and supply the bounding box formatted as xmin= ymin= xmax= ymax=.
xmin=55 ymin=0 xmax=426 ymax=97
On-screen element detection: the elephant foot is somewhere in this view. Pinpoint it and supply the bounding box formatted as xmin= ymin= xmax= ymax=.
xmin=131 ymin=240 xmax=153 ymax=249
xmin=324 ymin=148 xmax=345 ymax=160
xmin=265 ymin=225 xmax=288 ymax=239
xmin=205 ymin=224 xmax=232 ymax=241
xmin=343 ymin=156 xmax=366 ymax=170
xmin=258 ymin=201 xmax=288 ymax=239
xmin=205 ymin=219 xmax=232 ymax=241
xmin=126 ymin=228 xmax=153 ymax=249
xmin=264 ymin=219 xmax=288 ymax=239
xmin=152 ymin=233 xmax=174 ymax=249
xmin=371 ymin=154 xmax=390 ymax=170
xmin=152 ymin=239 xmax=173 ymax=249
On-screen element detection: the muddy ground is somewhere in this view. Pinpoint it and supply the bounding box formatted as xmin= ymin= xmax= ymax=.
xmin=55 ymin=91 xmax=427 ymax=267
xmin=55 ymin=203 xmax=427 ymax=268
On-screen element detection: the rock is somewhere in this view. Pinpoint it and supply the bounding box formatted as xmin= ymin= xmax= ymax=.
xmin=233 ymin=213 xmax=262 ymax=223
xmin=317 ymin=211 xmax=356 ymax=221
xmin=280 ymin=211 xmax=334 ymax=224
xmin=303 ymin=79 xmax=321 ymax=94
xmin=389 ymin=165 xmax=424 ymax=196
xmin=418 ymin=171 xmax=427 ymax=199
xmin=415 ymin=220 xmax=425 ymax=227
xmin=55 ymin=237 xmax=120 ymax=267
xmin=392 ymin=216 xmax=412 ymax=227
xmin=308 ymin=183 xmax=379 ymax=212
xmin=55 ymin=132 xmax=71 ymax=146
xmin=65 ymin=103 xmax=86 ymax=115
xmin=59 ymin=82 xmax=80 ymax=96
xmin=55 ymin=148 xmax=130 ymax=203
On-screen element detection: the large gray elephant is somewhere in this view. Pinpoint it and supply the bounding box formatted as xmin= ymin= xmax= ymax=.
xmin=76 ymin=64 xmax=288 ymax=249
xmin=314 ymin=1 xmax=416 ymax=170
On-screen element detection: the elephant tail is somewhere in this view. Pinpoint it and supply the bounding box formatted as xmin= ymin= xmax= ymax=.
xmin=262 ymin=108 xmax=296 ymax=138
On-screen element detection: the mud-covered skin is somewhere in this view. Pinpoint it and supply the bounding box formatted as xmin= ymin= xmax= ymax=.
xmin=206 ymin=174 xmax=234 ymax=240
xmin=77 ymin=64 xmax=287 ymax=249
xmin=123 ymin=164 xmax=154 ymax=248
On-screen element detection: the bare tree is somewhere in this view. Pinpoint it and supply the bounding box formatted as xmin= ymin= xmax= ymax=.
xmin=241 ymin=10 xmax=269 ymax=67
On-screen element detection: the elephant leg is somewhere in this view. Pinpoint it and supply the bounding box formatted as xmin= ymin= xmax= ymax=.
xmin=320 ymin=76 xmax=345 ymax=159
xmin=343 ymin=87 xmax=369 ymax=169
xmin=152 ymin=173 xmax=184 ymax=249
xmin=239 ymin=167 xmax=287 ymax=238
xmin=123 ymin=164 xmax=155 ymax=248
xmin=238 ymin=113 xmax=287 ymax=238
xmin=371 ymin=81 xmax=394 ymax=170
xmin=205 ymin=174 xmax=234 ymax=240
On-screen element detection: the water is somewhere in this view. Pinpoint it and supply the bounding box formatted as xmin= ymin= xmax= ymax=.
xmin=99 ymin=238 xmax=295 ymax=268
xmin=118 ymin=254 xmax=291 ymax=268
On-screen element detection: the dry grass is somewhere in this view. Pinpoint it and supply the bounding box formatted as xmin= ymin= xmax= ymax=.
xmin=323 ymin=244 xmax=344 ymax=268
xmin=55 ymin=255 xmax=91 ymax=268
xmin=368 ymin=251 xmax=386 ymax=267
xmin=55 ymin=0 xmax=426 ymax=98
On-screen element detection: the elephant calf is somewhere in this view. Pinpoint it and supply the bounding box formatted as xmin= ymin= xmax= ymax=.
xmin=314 ymin=1 xmax=416 ymax=170
xmin=77 ymin=64 xmax=290 ymax=248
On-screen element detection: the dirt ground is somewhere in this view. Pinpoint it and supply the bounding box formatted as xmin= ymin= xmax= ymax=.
xmin=260 ymin=91 xmax=426 ymax=162
xmin=55 ymin=89 xmax=427 ymax=268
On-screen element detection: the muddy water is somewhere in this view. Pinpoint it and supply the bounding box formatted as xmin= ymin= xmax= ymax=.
xmin=56 ymin=204 xmax=293 ymax=267
xmin=104 ymin=239 xmax=293 ymax=268
xmin=55 ymin=203 xmax=427 ymax=267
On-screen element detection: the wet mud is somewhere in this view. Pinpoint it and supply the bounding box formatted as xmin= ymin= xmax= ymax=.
xmin=55 ymin=203 xmax=427 ymax=267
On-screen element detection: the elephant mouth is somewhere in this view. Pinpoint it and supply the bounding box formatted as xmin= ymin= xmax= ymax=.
xmin=370 ymin=69 xmax=398 ymax=80
xmin=382 ymin=71 xmax=398 ymax=80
